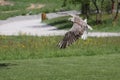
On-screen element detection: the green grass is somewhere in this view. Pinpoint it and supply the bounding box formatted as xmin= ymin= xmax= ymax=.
xmin=0 ymin=36 xmax=120 ymax=60
xmin=0 ymin=54 xmax=120 ymax=80
xmin=44 ymin=16 xmax=120 ymax=32
xmin=0 ymin=36 xmax=120 ymax=80
xmin=0 ymin=0 xmax=79 ymax=20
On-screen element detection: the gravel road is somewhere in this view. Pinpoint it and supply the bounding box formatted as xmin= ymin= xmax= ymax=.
xmin=0 ymin=11 xmax=120 ymax=37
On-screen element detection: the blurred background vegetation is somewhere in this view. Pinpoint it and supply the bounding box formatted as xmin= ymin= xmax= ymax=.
xmin=0 ymin=0 xmax=120 ymax=32
xmin=0 ymin=0 xmax=119 ymax=21
xmin=0 ymin=0 xmax=78 ymax=19
xmin=45 ymin=0 xmax=120 ymax=32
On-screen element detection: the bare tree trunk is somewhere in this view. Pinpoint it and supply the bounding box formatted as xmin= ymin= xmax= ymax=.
xmin=62 ymin=0 xmax=67 ymax=7
xmin=81 ymin=2 xmax=90 ymax=19
xmin=111 ymin=0 xmax=115 ymax=14
xmin=92 ymin=0 xmax=102 ymax=24
xmin=113 ymin=0 xmax=119 ymax=21
xmin=85 ymin=2 xmax=90 ymax=19
xmin=100 ymin=0 xmax=104 ymax=22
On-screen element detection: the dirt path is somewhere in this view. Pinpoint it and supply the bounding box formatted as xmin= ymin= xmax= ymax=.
xmin=0 ymin=18 xmax=66 ymax=36
xmin=0 ymin=12 xmax=120 ymax=37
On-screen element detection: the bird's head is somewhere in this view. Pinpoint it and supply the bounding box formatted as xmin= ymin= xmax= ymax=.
xmin=68 ymin=14 xmax=82 ymax=23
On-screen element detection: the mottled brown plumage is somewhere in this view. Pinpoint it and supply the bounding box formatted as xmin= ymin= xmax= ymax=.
xmin=58 ymin=15 xmax=92 ymax=49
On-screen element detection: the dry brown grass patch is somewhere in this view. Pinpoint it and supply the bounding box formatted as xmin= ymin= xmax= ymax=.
xmin=0 ymin=0 xmax=14 ymax=6
xmin=27 ymin=3 xmax=45 ymax=10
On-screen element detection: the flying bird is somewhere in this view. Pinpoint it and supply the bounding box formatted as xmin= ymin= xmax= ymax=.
xmin=58 ymin=14 xmax=93 ymax=49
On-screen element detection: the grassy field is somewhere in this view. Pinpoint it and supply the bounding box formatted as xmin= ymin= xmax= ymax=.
xmin=0 ymin=54 xmax=120 ymax=80
xmin=0 ymin=36 xmax=120 ymax=80
xmin=0 ymin=36 xmax=120 ymax=60
xmin=0 ymin=0 xmax=79 ymax=20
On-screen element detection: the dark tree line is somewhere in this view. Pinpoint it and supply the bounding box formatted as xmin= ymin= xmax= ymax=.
xmin=62 ymin=0 xmax=120 ymax=24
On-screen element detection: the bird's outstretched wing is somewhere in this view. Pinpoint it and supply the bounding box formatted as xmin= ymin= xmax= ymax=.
xmin=58 ymin=14 xmax=93 ymax=49
xmin=58 ymin=31 xmax=82 ymax=49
